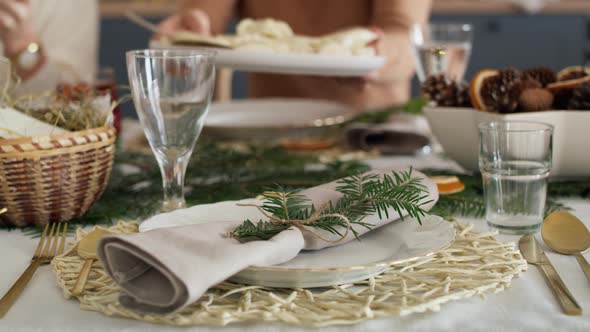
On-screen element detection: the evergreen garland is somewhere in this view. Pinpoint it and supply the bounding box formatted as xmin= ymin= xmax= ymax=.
xmin=3 ymin=141 xmax=588 ymax=236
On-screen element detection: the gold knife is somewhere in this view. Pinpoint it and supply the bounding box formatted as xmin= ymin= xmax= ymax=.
xmin=519 ymin=234 xmax=582 ymax=315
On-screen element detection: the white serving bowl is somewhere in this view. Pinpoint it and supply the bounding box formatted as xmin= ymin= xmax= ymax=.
xmin=423 ymin=106 xmax=590 ymax=178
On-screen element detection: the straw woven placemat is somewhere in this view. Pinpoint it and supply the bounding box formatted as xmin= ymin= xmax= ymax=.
xmin=51 ymin=220 xmax=527 ymax=327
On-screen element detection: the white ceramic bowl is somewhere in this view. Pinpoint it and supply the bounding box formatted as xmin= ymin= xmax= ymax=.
xmin=423 ymin=106 xmax=590 ymax=178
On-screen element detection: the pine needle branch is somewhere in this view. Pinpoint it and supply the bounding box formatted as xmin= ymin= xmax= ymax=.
xmin=230 ymin=169 xmax=432 ymax=242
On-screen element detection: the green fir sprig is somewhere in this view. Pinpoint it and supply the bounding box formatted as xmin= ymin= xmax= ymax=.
xmin=230 ymin=169 xmax=432 ymax=242
xmin=9 ymin=140 xmax=587 ymax=238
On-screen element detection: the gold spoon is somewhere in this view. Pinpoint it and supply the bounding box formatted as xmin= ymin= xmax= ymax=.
xmin=71 ymin=228 xmax=113 ymax=296
xmin=542 ymin=211 xmax=590 ymax=282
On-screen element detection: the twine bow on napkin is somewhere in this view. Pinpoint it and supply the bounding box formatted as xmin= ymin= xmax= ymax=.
xmin=234 ymin=199 xmax=352 ymax=243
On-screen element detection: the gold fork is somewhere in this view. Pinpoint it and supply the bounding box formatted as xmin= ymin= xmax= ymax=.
xmin=0 ymin=222 xmax=68 ymax=318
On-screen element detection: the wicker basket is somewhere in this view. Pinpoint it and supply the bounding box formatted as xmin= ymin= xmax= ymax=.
xmin=0 ymin=126 xmax=116 ymax=227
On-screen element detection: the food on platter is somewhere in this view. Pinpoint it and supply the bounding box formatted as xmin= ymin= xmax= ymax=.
xmin=318 ymin=28 xmax=380 ymax=56
xmin=236 ymin=18 xmax=294 ymax=39
xmin=422 ymin=65 xmax=590 ymax=112
xmin=167 ymin=18 xmax=379 ymax=57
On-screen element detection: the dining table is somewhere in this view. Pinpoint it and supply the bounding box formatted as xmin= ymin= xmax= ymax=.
xmin=1 ymin=151 xmax=589 ymax=332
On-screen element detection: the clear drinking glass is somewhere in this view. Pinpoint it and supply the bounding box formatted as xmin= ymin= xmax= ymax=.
xmin=127 ymin=49 xmax=216 ymax=212
xmin=479 ymin=121 xmax=553 ymax=234
xmin=410 ymin=22 xmax=473 ymax=82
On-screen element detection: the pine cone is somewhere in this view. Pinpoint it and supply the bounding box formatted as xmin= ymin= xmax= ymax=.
xmin=553 ymin=89 xmax=573 ymax=109
xmin=456 ymin=82 xmax=471 ymax=107
xmin=480 ymin=68 xmax=524 ymax=113
xmin=522 ymin=78 xmax=542 ymax=90
xmin=421 ymin=74 xmax=471 ymax=107
xmin=519 ymin=88 xmax=554 ymax=112
xmin=568 ymin=82 xmax=590 ymax=110
xmin=523 ymin=67 xmax=556 ymax=87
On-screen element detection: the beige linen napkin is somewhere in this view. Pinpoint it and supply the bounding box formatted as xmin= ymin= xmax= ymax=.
xmin=97 ymin=168 xmax=438 ymax=314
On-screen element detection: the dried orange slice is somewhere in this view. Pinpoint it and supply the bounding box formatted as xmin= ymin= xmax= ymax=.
xmin=469 ymin=69 xmax=499 ymax=111
xmin=547 ymin=75 xmax=590 ymax=93
xmin=432 ymin=176 xmax=465 ymax=195
xmin=556 ymin=66 xmax=590 ymax=81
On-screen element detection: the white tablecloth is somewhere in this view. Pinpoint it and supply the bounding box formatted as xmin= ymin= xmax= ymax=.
xmin=1 ymin=155 xmax=590 ymax=331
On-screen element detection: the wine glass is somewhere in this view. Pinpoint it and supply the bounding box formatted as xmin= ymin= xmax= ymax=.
xmin=411 ymin=23 xmax=473 ymax=82
xmin=126 ymin=49 xmax=216 ymax=212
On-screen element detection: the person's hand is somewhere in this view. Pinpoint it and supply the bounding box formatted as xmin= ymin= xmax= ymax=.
xmin=156 ymin=8 xmax=211 ymax=39
xmin=0 ymin=0 xmax=36 ymax=57
xmin=356 ymin=26 xmax=415 ymax=86
xmin=370 ymin=27 xmax=416 ymax=84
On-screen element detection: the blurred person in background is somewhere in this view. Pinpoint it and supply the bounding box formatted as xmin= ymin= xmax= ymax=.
xmin=157 ymin=0 xmax=432 ymax=110
xmin=0 ymin=0 xmax=98 ymax=95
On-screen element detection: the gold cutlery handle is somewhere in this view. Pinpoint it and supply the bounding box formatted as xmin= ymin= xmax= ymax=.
xmin=71 ymin=259 xmax=94 ymax=297
xmin=538 ymin=259 xmax=582 ymax=315
xmin=0 ymin=260 xmax=41 ymax=318
xmin=574 ymin=252 xmax=590 ymax=282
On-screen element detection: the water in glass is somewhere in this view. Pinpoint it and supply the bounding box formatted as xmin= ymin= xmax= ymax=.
xmin=414 ymin=42 xmax=471 ymax=82
xmin=481 ymin=160 xmax=550 ymax=233
xmin=410 ymin=23 xmax=473 ymax=82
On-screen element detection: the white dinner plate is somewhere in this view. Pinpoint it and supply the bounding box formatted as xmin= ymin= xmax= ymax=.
xmin=203 ymin=98 xmax=354 ymax=141
xmin=122 ymin=99 xmax=354 ymax=145
xmin=140 ymin=200 xmax=455 ymax=288
xmin=150 ymin=41 xmax=385 ymax=77
xmin=232 ymin=214 xmax=454 ymax=288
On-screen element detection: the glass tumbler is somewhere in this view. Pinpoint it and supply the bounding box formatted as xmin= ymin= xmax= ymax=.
xmin=127 ymin=49 xmax=216 ymax=212
xmin=479 ymin=121 xmax=553 ymax=234
xmin=410 ymin=22 xmax=473 ymax=82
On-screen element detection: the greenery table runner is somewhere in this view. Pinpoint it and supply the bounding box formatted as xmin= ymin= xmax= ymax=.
xmin=5 ymin=140 xmax=588 ymax=234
